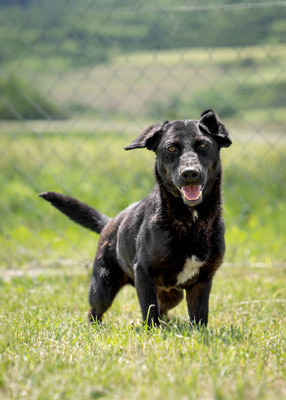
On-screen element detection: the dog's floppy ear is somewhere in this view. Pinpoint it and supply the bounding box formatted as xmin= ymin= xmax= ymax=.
xmin=199 ymin=109 xmax=232 ymax=148
xmin=124 ymin=121 xmax=168 ymax=151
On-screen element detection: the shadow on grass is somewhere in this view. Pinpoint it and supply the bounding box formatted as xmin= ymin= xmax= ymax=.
xmin=124 ymin=316 xmax=251 ymax=346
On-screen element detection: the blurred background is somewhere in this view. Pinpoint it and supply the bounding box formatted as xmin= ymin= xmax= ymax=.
xmin=0 ymin=0 xmax=285 ymax=269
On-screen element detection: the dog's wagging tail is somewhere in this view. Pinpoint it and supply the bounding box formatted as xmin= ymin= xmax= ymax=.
xmin=40 ymin=109 xmax=232 ymax=328
xmin=39 ymin=191 xmax=110 ymax=234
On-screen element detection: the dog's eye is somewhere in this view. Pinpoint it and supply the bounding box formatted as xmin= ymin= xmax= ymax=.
xmin=198 ymin=143 xmax=208 ymax=150
xmin=168 ymin=145 xmax=177 ymax=153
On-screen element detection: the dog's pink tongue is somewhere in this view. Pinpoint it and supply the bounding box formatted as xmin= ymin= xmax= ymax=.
xmin=181 ymin=185 xmax=202 ymax=201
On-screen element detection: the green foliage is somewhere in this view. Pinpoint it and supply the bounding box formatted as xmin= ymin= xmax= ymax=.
xmin=0 ymin=0 xmax=286 ymax=69
xmin=0 ymin=75 xmax=66 ymax=119
xmin=148 ymin=92 xmax=237 ymax=121
xmin=148 ymin=77 xmax=286 ymax=121
xmin=143 ymin=45 xmax=286 ymax=121
xmin=1 ymin=44 xmax=285 ymax=122
xmin=32 ymin=44 xmax=283 ymax=124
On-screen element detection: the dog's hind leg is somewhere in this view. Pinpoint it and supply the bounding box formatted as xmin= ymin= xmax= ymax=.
xmin=88 ymin=260 xmax=127 ymax=324
xmin=158 ymin=289 xmax=184 ymax=319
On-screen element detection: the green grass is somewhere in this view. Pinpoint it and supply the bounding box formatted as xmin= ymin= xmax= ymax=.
xmin=0 ymin=264 xmax=285 ymax=400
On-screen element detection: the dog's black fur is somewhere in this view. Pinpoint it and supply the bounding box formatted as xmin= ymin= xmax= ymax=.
xmin=40 ymin=109 xmax=232 ymax=327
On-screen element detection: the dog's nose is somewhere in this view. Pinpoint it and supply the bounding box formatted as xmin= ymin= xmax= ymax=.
xmin=181 ymin=168 xmax=200 ymax=180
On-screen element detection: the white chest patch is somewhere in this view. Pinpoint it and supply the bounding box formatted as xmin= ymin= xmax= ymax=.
xmin=176 ymin=256 xmax=203 ymax=285
xmin=192 ymin=210 xmax=199 ymax=221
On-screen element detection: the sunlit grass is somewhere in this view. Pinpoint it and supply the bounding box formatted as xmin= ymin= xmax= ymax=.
xmin=0 ymin=265 xmax=285 ymax=400
xmin=114 ymin=44 xmax=286 ymax=68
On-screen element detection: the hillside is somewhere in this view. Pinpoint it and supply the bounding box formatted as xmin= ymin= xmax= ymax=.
xmin=0 ymin=0 xmax=285 ymax=69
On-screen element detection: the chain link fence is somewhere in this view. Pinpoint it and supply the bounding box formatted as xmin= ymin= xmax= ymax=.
xmin=1 ymin=0 xmax=286 ymax=268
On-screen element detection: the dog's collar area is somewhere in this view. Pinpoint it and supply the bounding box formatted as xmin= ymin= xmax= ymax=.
xmin=179 ymin=184 xmax=204 ymax=206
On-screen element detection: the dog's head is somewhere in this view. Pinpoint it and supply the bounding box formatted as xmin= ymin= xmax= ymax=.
xmin=125 ymin=110 xmax=232 ymax=206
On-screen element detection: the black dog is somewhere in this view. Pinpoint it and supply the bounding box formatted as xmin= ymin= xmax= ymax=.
xmin=40 ymin=109 xmax=232 ymax=327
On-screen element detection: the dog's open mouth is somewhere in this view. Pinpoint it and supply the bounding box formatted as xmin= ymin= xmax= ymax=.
xmin=180 ymin=185 xmax=203 ymax=205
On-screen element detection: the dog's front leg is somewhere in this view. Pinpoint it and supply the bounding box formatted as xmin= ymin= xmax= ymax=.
xmin=185 ymin=279 xmax=213 ymax=326
xmin=134 ymin=263 xmax=160 ymax=327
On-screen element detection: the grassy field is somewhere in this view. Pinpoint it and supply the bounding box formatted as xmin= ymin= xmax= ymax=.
xmin=1 ymin=129 xmax=285 ymax=399
xmin=40 ymin=44 xmax=285 ymax=126
xmin=1 ymin=263 xmax=285 ymax=400
xmin=4 ymin=44 xmax=286 ymax=125
xmin=1 ymin=43 xmax=286 ymax=399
